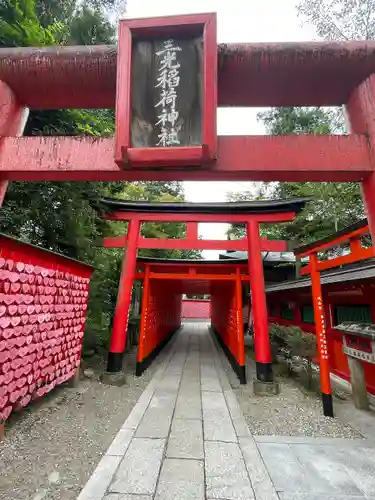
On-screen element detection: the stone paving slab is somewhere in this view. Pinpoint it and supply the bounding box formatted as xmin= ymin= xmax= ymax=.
xmin=77 ymin=455 xmax=122 ymax=500
xmin=326 ymin=444 xmax=375 ymax=497
xmin=205 ymin=440 xmax=255 ymax=499
xmin=258 ymin=439 xmax=375 ymax=498
xmin=155 ymin=458 xmax=205 ymax=500
xmin=121 ymin=387 xmax=154 ymax=431
xmin=202 ymin=390 xmax=237 ymax=442
xmin=257 ymin=442 xmax=330 ymax=494
xmin=166 ymin=417 xmax=204 ymax=459
xmin=103 ymin=495 xmax=152 ymax=500
xmin=109 ymin=438 xmax=165 ymax=495
xmin=239 ymin=437 xmax=279 ymax=500
xmin=106 ymin=429 xmax=134 ymax=456
xmin=293 ymin=443 xmax=365 ymax=496
xmin=135 ymin=390 xmax=177 ymax=438
xmin=254 ymin=435 xmax=370 ymax=446
xmin=174 ymin=390 xmax=202 ymax=419
xmin=277 ymin=496 xmax=366 ymax=500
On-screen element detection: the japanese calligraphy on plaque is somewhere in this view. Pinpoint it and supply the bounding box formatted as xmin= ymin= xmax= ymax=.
xmin=131 ymin=36 xmax=203 ymax=148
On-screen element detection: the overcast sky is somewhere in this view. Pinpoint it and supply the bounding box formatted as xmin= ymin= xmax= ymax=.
xmin=125 ymin=0 xmax=318 ymax=258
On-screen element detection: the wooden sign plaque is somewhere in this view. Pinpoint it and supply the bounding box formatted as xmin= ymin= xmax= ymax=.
xmin=115 ymin=13 xmax=217 ymax=168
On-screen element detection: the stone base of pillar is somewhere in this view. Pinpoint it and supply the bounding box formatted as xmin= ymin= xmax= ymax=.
xmin=100 ymin=371 xmax=127 ymax=386
xmin=67 ymin=364 xmax=81 ymax=388
xmin=253 ymin=379 xmax=280 ymax=396
xmin=347 ymin=356 xmax=370 ymax=410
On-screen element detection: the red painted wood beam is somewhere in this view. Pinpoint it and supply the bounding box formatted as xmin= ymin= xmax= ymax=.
xmin=300 ymin=246 xmax=375 ymax=275
xmin=2 ymin=41 xmax=375 ymax=108
xmin=137 ymin=262 xmax=249 ymax=270
xmin=103 ymin=235 xmax=128 ymax=247
xmin=104 ymin=235 xmax=288 ymax=251
xmin=135 ymin=271 xmax=252 ymax=281
xmin=296 ymin=225 xmax=371 ymax=258
xmin=103 ymin=212 xmax=297 ymax=224
xmin=149 ymin=272 xmax=237 ymax=280
xmin=0 ymin=135 xmax=370 ymax=182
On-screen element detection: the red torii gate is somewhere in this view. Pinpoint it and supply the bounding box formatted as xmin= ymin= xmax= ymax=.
xmin=100 ymin=197 xmax=308 ymax=389
xmin=135 ymin=258 xmax=249 ymax=381
xmin=0 ymin=12 xmax=375 ymax=398
xmin=0 ymin=13 xmax=375 ymax=231
xmin=295 ymin=221 xmax=375 ymax=417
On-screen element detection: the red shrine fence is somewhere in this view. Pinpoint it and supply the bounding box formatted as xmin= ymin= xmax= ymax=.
xmin=181 ymin=299 xmax=211 ymax=320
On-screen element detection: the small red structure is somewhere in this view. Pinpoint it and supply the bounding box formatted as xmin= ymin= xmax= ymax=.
xmin=0 ymin=234 xmax=93 ymax=424
xmin=101 ymin=197 xmax=309 ymax=386
xmin=267 ymin=266 xmax=375 ymax=394
xmin=135 ymin=258 xmax=248 ymax=381
xmin=267 ymin=219 xmax=375 ymax=416
xmin=181 ymin=299 xmax=211 ymax=320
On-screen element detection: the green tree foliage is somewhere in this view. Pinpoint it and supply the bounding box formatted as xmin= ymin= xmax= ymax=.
xmin=258 ymin=107 xmax=344 ymax=135
xmin=68 ymin=4 xmax=115 ymax=45
xmin=0 ymin=0 xmax=198 ymax=350
xmin=227 ymin=107 xmax=364 ymax=244
xmin=0 ymin=0 xmax=66 ymax=46
xmin=297 ymin=0 xmax=375 ymax=41
xmin=257 ymin=107 xmax=363 ymax=243
xmin=227 ymin=0 xmax=371 ymax=247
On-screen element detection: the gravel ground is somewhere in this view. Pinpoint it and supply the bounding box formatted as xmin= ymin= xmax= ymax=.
xmin=219 ymin=339 xmax=363 ymax=439
xmin=0 ymin=347 xmax=162 ymax=500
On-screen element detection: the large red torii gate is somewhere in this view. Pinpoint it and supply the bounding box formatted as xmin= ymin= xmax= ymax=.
xmin=100 ymin=197 xmax=309 ymax=389
xmin=0 ymin=12 xmax=374 ymax=404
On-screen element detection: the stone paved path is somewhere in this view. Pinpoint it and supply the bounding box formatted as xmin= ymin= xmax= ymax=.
xmin=76 ymin=323 xmax=375 ymax=500
xmin=76 ymin=322 xmax=278 ymax=500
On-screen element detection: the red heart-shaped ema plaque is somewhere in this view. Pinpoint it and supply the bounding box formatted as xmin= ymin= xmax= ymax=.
xmin=7 ymin=305 xmax=17 ymax=316
xmin=19 ymin=274 xmax=28 ymax=283
xmin=0 ymin=316 xmax=11 ymax=329
xmin=8 ymin=272 xmax=19 ymax=283
xmin=11 ymin=283 xmax=21 ymax=293
xmin=6 ymin=259 xmax=14 ymax=271
xmin=25 ymin=264 xmax=34 ymax=274
xmin=11 ymin=316 xmax=21 ymax=327
xmin=16 ymin=262 xmax=25 ymax=272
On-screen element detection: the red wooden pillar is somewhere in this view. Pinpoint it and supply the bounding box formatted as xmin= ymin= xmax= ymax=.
xmin=136 ymin=264 xmax=150 ymax=374
xmin=235 ymin=268 xmax=246 ymax=383
xmin=107 ymin=218 xmax=140 ymax=372
xmin=0 ymin=81 xmax=29 ymax=206
xmin=246 ymin=219 xmax=274 ymax=382
xmin=186 ymin=222 xmax=198 ymax=241
xmin=310 ymin=253 xmax=334 ymax=417
xmin=346 ymin=75 xmax=375 ymax=243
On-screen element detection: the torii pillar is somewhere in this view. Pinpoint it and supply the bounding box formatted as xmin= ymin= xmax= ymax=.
xmin=0 ymin=81 xmax=29 ymax=207
xmin=101 ymin=219 xmax=140 ymax=385
xmin=247 ymin=219 xmax=279 ymax=394
xmin=346 ymin=76 xmax=375 ymax=244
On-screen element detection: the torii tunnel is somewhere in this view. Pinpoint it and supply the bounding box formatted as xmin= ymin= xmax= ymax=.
xmin=101 ymin=196 xmax=309 ymax=386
